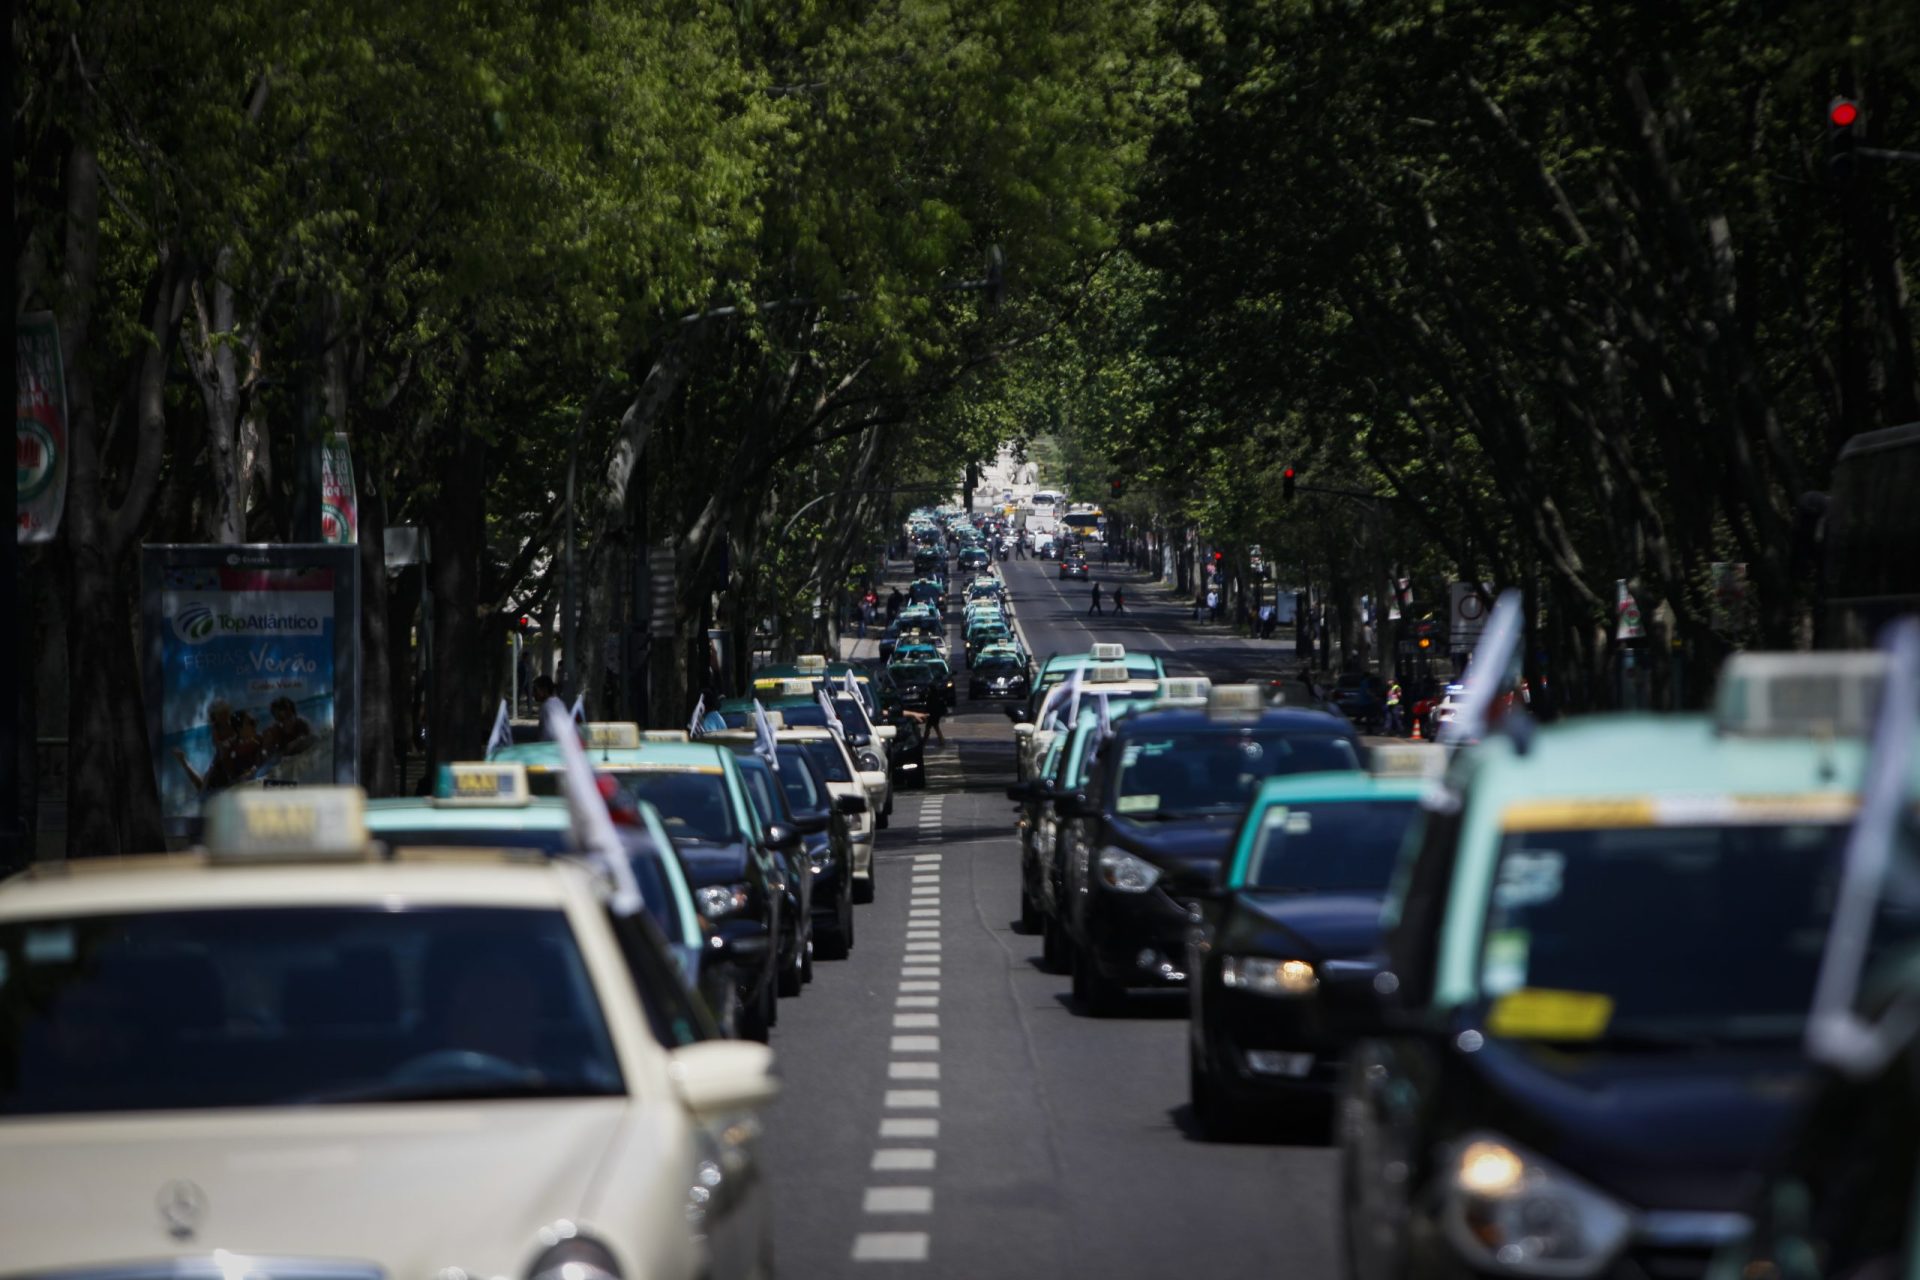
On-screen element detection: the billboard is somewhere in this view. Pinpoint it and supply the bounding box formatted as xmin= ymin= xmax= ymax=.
xmin=320 ymin=433 xmax=357 ymax=543
xmin=142 ymin=544 xmax=360 ymax=836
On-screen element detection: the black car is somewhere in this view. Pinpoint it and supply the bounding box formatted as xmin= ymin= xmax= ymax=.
xmin=958 ymin=547 xmax=990 ymax=571
xmin=728 ymin=741 xmax=856 ymax=961
xmin=1057 ymin=703 xmax=1365 ymax=1015
xmin=912 ymin=548 xmax=944 ymax=576
xmin=1327 ymin=672 xmax=1386 ymax=730
xmin=604 ymin=766 xmax=784 ymax=1042
xmin=968 ymin=651 xmax=1031 ymax=700
xmin=1060 ymin=556 xmax=1090 ymax=580
xmin=1186 ymin=780 xmax=1424 ymax=1138
xmin=733 ymin=753 xmax=814 ymax=1000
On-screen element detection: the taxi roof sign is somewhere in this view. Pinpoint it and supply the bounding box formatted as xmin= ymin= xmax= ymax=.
xmin=1086 ymin=663 xmax=1132 ymax=684
xmin=1714 ymin=651 xmax=1885 ymax=738
xmin=796 ymin=654 xmax=829 ymax=674
xmin=434 ymin=762 xmax=531 ymax=807
xmin=204 ymin=786 xmax=369 ymax=862
xmin=1208 ymin=684 xmax=1267 ymax=716
xmin=642 ymin=729 xmax=691 ymax=743
xmin=1159 ymin=676 xmax=1212 ymax=701
xmin=1369 ymin=743 xmax=1445 ymax=779
xmin=1090 ymin=643 xmax=1126 ymax=661
xmin=582 ymin=722 xmax=642 ymax=749
xmin=773 ymin=678 xmax=819 ymax=698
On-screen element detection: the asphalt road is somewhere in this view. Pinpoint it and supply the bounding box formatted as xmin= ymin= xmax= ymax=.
xmin=758 ymin=555 xmax=1341 ymax=1277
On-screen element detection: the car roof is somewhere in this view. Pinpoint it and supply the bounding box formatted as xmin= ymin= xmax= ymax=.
xmin=1110 ymin=706 xmax=1353 ymax=736
xmin=492 ymin=739 xmax=734 ymax=772
xmin=363 ymin=796 xmax=575 ymax=831
xmin=1248 ymin=772 xmax=1433 ymax=806
xmin=0 ymin=853 xmax=586 ymax=919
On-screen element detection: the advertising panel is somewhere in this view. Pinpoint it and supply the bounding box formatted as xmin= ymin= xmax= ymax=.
xmin=143 ymin=544 xmax=360 ymax=836
xmin=320 ymin=433 xmax=358 ymax=543
xmin=17 ymin=311 xmax=69 ymax=543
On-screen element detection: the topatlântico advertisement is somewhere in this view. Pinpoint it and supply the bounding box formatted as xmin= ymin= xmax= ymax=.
xmin=142 ymin=544 xmax=360 ymax=835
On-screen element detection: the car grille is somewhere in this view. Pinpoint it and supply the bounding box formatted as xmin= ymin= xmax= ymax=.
xmin=31 ymin=1259 xmax=385 ymax=1280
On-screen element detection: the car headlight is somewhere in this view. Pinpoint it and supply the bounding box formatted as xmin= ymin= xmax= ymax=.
xmin=1441 ymin=1133 xmax=1633 ymax=1277
xmin=527 ymin=1234 xmax=622 ymax=1280
xmin=1096 ymin=848 xmax=1162 ymax=893
xmin=1220 ymin=955 xmax=1318 ymax=995
xmin=696 ymin=882 xmax=751 ymax=920
xmin=858 ymin=749 xmax=883 ymax=772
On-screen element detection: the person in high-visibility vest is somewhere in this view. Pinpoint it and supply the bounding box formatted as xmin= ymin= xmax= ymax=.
xmin=1385 ymin=679 xmax=1405 ymax=736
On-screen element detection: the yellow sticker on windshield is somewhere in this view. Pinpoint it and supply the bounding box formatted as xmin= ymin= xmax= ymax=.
xmin=1487 ymin=988 xmax=1614 ymax=1040
xmin=1116 ymin=794 xmax=1160 ymax=813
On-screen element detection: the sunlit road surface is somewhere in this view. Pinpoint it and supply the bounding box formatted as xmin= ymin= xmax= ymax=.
xmin=759 ymin=557 xmax=1341 ymax=1277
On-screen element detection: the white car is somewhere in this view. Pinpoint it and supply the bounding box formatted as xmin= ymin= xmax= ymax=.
xmin=775 ymin=724 xmax=881 ymax=903
xmin=0 ymin=787 xmax=778 ymax=1280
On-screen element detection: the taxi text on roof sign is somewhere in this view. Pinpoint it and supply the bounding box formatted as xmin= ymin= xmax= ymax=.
xmin=796 ymin=654 xmax=828 ymax=674
xmin=434 ymin=762 xmax=531 ymax=807
xmin=1090 ymin=643 xmax=1126 ymax=661
xmin=204 ymin=786 xmax=368 ymax=861
xmin=582 ymin=722 xmax=641 ymax=749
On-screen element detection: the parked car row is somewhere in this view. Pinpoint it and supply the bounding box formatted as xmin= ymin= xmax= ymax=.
xmin=1001 ymin=632 xmax=1920 ymax=1280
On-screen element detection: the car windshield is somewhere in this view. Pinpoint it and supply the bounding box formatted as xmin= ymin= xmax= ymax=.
xmin=0 ymin=907 xmax=623 ymax=1115
xmin=1114 ymin=731 xmax=1362 ymax=816
xmin=1479 ymin=821 xmax=1856 ymax=1042
xmin=890 ymin=663 xmax=932 ymax=683
xmin=1245 ymin=799 xmax=1418 ymax=893
xmin=976 ymin=657 xmax=1021 ymax=674
xmin=605 ymin=770 xmax=739 ymax=843
xmin=800 ymin=740 xmax=854 ymax=783
xmin=774 ymin=748 xmax=825 ymax=812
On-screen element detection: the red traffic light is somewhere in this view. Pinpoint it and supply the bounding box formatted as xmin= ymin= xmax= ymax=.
xmin=1830 ymin=99 xmax=1859 ymax=128
xmin=518 ymin=615 xmax=532 ymax=630
xmin=1212 ymin=551 xmax=1224 ymax=563
xmin=1283 ymin=467 xmax=1295 ymax=480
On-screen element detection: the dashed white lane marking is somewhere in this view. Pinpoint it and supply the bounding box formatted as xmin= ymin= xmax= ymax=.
xmin=899 ymin=980 xmax=940 ymax=991
xmin=891 ymin=1035 xmax=940 ymax=1052
xmin=872 ymin=1148 xmax=937 ymax=1171
xmin=914 ymin=853 xmax=943 ymax=863
xmin=882 ymin=1117 xmax=939 ymax=1138
xmin=885 ymin=1089 xmax=939 ymax=1108
xmin=864 ymin=1186 xmax=934 ymax=1214
xmin=852 ymin=1232 xmax=929 ymax=1262
xmin=888 ymin=1061 xmax=940 ymax=1080
xmin=905 ymin=940 xmax=942 ymax=951
xmin=896 ymin=995 xmax=939 ymax=1007
xmin=894 ymin=1012 xmax=940 ymax=1028
xmin=908 ymin=907 xmax=941 ymax=917
xmin=907 ymin=929 xmax=941 ymax=940
xmin=902 ymin=965 xmax=941 ymax=977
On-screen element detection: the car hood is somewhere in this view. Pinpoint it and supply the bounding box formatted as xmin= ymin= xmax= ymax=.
xmin=1226 ymin=890 xmax=1385 ymax=959
xmin=1107 ymin=816 xmax=1238 ymax=889
xmin=674 ymin=841 xmax=753 ymax=886
xmin=0 ymin=1100 xmax=637 ymax=1276
xmin=1461 ymin=1031 xmax=1811 ymax=1213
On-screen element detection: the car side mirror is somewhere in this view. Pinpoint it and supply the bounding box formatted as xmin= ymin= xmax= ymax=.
xmin=874 ymin=724 xmax=897 ymax=742
xmin=1318 ymin=961 xmax=1431 ymax=1040
xmin=668 ymin=1040 xmax=779 ymax=1118
xmin=835 ymin=793 xmax=869 ymax=816
xmin=1003 ymin=704 xmax=1025 ymax=722
xmin=1054 ymin=791 xmax=1092 ymax=819
xmin=764 ymin=823 xmax=801 ymax=851
xmin=790 ymin=813 xmax=830 ymax=837
xmin=1004 ymin=780 xmax=1034 ymax=803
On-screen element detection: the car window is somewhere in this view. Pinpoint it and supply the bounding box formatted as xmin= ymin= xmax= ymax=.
xmin=1113 ymin=731 xmax=1362 ymax=816
xmin=601 ymin=905 xmax=719 ymax=1048
xmin=370 ymin=825 xmax=572 ymax=854
xmin=775 ymin=747 xmax=825 ymax=812
xmin=1246 ymin=799 xmax=1419 ymax=893
xmin=602 ymin=771 xmax=740 ymax=843
xmin=1477 ymin=821 xmax=1853 ymax=1042
xmin=0 ymin=907 xmax=623 ymax=1114
xmin=801 ymin=740 xmax=854 ymax=783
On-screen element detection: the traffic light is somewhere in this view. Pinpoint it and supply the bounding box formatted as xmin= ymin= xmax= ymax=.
xmin=1282 ymin=466 xmax=1296 ymax=503
xmin=517 ymin=614 xmax=533 ymax=631
xmin=1829 ymin=96 xmax=1861 ymax=187
xmin=1109 ymin=477 xmax=1124 ymax=500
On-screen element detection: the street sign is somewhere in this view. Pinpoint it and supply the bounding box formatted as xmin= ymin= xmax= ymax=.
xmin=647 ymin=546 xmax=676 ymax=638
xmin=1449 ymin=582 xmax=1492 ymax=650
xmin=1616 ymin=579 xmax=1645 ymax=640
xmin=17 ymin=312 xmax=69 ymax=544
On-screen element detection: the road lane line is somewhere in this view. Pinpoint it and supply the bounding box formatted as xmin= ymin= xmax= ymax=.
xmin=891 ymin=1035 xmax=940 ymax=1052
xmin=880 ymin=1117 xmax=939 ymax=1138
xmin=901 ymin=965 xmax=940 ymax=977
xmin=851 ymin=1232 xmax=929 ymax=1262
xmin=895 ymin=995 xmax=938 ymax=1007
xmin=894 ymin=1012 xmax=939 ymax=1028
xmin=863 ymin=1187 xmax=934 ymax=1213
xmin=899 ymin=979 xmax=940 ymax=991
xmin=884 ymin=1088 xmax=939 ymax=1108
xmin=872 ymin=1149 xmax=937 ymax=1172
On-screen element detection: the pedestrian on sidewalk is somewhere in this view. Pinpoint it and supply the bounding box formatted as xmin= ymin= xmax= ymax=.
xmin=1113 ymin=586 xmax=1126 ymax=614
xmin=1089 ymin=582 xmax=1104 ymax=615
xmin=1192 ymin=589 xmax=1205 ymax=621
xmin=1205 ymin=586 xmax=1221 ymax=622
xmin=886 ymin=587 xmax=903 ymax=621
xmin=926 ymin=684 xmax=949 ymax=746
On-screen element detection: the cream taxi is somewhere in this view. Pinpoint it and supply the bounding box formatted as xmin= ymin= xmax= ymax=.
xmin=0 ymin=786 xmax=779 ymax=1280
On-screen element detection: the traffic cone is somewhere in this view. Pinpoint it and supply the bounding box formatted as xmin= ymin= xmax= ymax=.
xmin=1411 ymin=717 xmax=1423 ymax=742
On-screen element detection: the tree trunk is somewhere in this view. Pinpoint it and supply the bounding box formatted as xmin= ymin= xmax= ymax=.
xmin=427 ymin=420 xmax=488 ymax=768
xmin=358 ymin=480 xmax=397 ymax=795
